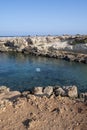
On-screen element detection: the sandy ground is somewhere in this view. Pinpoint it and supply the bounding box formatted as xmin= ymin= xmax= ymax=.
xmin=0 ymin=94 xmax=87 ymax=130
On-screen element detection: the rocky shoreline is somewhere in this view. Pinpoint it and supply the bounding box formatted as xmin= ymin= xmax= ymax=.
xmin=0 ymin=35 xmax=87 ymax=129
xmin=0 ymin=35 xmax=87 ymax=63
xmin=0 ymin=86 xmax=87 ymax=108
xmin=0 ymin=86 xmax=87 ymax=130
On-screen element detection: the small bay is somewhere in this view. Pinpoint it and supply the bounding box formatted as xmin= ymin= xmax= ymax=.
xmin=0 ymin=52 xmax=87 ymax=92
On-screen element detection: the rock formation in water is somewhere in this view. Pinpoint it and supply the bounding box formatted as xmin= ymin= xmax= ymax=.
xmin=0 ymin=35 xmax=87 ymax=63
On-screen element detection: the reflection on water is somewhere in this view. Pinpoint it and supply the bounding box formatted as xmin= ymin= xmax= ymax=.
xmin=0 ymin=52 xmax=87 ymax=92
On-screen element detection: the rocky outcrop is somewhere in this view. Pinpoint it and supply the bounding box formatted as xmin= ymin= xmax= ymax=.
xmin=21 ymin=85 xmax=86 ymax=101
xmin=0 ymin=85 xmax=86 ymax=115
xmin=33 ymin=86 xmax=53 ymax=97
xmin=0 ymin=35 xmax=87 ymax=63
xmin=0 ymin=85 xmax=84 ymax=101
xmin=0 ymin=85 xmax=87 ymax=129
xmin=0 ymin=86 xmax=87 ymax=130
xmin=0 ymin=85 xmax=85 ymax=111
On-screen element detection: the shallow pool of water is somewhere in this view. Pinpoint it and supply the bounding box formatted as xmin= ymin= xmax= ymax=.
xmin=0 ymin=52 xmax=87 ymax=92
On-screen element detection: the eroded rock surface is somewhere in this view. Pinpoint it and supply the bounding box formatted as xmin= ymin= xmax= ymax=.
xmin=0 ymin=35 xmax=87 ymax=63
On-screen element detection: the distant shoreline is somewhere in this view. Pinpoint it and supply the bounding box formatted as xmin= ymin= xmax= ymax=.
xmin=0 ymin=34 xmax=87 ymax=37
xmin=0 ymin=35 xmax=87 ymax=64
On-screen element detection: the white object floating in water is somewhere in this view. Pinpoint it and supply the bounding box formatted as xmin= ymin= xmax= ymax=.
xmin=36 ymin=68 xmax=41 ymax=72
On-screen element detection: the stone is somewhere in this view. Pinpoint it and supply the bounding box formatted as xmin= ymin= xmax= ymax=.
xmin=44 ymin=86 xmax=53 ymax=97
xmin=67 ymin=86 xmax=78 ymax=98
xmin=4 ymin=40 xmax=14 ymax=48
xmin=27 ymin=94 xmax=36 ymax=100
xmin=21 ymin=91 xmax=30 ymax=97
xmin=33 ymin=87 xmax=43 ymax=96
xmin=79 ymin=92 xmax=87 ymax=102
xmin=4 ymin=91 xmax=21 ymax=100
xmin=64 ymin=55 xmax=76 ymax=61
xmin=84 ymin=57 xmax=87 ymax=64
xmin=54 ymin=87 xmax=66 ymax=96
xmin=0 ymin=86 xmax=10 ymax=94
xmin=26 ymin=37 xmax=33 ymax=45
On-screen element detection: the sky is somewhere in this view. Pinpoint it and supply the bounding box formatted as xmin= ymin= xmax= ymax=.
xmin=0 ymin=0 xmax=87 ymax=36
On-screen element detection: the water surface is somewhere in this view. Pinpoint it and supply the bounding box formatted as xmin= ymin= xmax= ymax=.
xmin=0 ymin=52 xmax=87 ymax=92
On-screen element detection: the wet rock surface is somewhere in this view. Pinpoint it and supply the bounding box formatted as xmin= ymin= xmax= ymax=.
xmin=0 ymin=86 xmax=87 ymax=130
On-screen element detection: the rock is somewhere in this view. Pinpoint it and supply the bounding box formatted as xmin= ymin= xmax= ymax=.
xmin=44 ymin=86 xmax=53 ymax=97
xmin=27 ymin=94 xmax=36 ymax=101
xmin=79 ymin=93 xmax=87 ymax=102
xmin=0 ymin=99 xmax=12 ymax=112
xmin=0 ymin=89 xmax=21 ymax=101
xmin=33 ymin=87 xmax=43 ymax=96
xmin=0 ymin=36 xmax=87 ymax=64
xmin=26 ymin=37 xmax=33 ymax=45
xmin=54 ymin=87 xmax=66 ymax=96
xmin=67 ymin=86 xmax=78 ymax=98
xmin=64 ymin=55 xmax=76 ymax=61
xmin=4 ymin=40 xmax=15 ymax=48
xmin=6 ymin=91 xmax=20 ymax=99
xmin=84 ymin=57 xmax=87 ymax=64
xmin=0 ymin=86 xmax=10 ymax=94
xmin=21 ymin=91 xmax=30 ymax=97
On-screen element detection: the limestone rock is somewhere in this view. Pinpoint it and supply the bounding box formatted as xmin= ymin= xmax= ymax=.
xmin=0 ymin=86 xmax=10 ymax=94
xmin=43 ymin=86 xmax=53 ymax=97
xmin=79 ymin=92 xmax=87 ymax=102
xmin=0 ymin=36 xmax=87 ymax=64
xmin=21 ymin=91 xmax=30 ymax=97
xmin=6 ymin=91 xmax=21 ymax=100
xmin=67 ymin=86 xmax=78 ymax=98
xmin=33 ymin=87 xmax=43 ymax=96
xmin=54 ymin=87 xmax=66 ymax=96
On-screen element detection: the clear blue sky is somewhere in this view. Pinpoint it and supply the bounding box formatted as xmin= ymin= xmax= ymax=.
xmin=0 ymin=0 xmax=87 ymax=36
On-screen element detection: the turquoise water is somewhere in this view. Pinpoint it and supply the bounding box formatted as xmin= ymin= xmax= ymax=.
xmin=0 ymin=52 xmax=87 ymax=92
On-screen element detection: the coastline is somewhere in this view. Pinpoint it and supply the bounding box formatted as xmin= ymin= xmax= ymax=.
xmin=0 ymin=35 xmax=87 ymax=64
xmin=0 ymin=35 xmax=87 ymax=129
